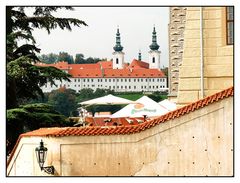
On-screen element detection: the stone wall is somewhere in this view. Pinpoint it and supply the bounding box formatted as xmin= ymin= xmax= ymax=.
xmin=7 ymin=96 xmax=233 ymax=176
xmin=177 ymin=7 xmax=233 ymax=106
xmin=168 ymin=7 xmax=187 ymax=101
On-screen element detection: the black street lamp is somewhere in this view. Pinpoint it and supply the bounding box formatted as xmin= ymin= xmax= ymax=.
xmin=35 ymin=140 xmax=54 ymax=175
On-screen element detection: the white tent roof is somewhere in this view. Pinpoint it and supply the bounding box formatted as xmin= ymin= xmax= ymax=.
xmin=158 ymin=99 xmax=177 ymax=111
xmin=80 ymin=94 xmax=136 ymax=106
xmin=111 ymin=96 xmax=170 ymax=118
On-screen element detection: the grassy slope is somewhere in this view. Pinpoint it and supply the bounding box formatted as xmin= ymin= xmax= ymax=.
xmin=116 ymin=93 xmax=168 ymax=101
xmin=116 ymin=93 xmax=143 ymax=101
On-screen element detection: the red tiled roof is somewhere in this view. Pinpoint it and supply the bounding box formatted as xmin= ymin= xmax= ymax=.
xmin=85 ymin=117 xmax=144 ymax=126
xmin=69 ymin=63 xmax=100 ymax=70
xmin=19 ymin=86 xmax=233 ymax=138
xmin=69 ymin=69 xmax=103 ymax=78
xmin=36 ymin=61 xmax=69 ymax=70
xmin=7 ymin=86 xmax=233 ymax=166
xmin=98 ymin=61 xmax=112 ymax=69
xmin=103 ymin=68 xmax=165 ymax=78
xmin=123 ymin=63 xmax=130 ymax=69
xmin=128 ymin=59 xmax=149 ymax=69
xmin=36 ymin=60 xmax=165 ymax=78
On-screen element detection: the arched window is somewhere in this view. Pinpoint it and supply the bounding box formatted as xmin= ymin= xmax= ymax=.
xmin=152 ymin=57 xmax=155 ymax=63
xmin=116 ymin=58 xmax=119 ymax=64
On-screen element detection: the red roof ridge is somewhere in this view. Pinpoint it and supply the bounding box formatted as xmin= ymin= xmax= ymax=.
xmin=36 ymin=60 xmax=167 ymax=78
xmin=7 ymin=86 xmax=233 ymax=167
xmin=19 ymin=86 xmax=233 ymax=138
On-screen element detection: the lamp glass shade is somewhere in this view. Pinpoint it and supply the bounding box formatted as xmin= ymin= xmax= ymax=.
xmin=35 ymin=140 xmax=48 ymax=170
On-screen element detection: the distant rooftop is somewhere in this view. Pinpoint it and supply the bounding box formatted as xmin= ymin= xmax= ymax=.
xmin=36 ymin=59 xmax=166 ymax=78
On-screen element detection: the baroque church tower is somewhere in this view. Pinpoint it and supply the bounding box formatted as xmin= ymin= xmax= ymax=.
xmin=149 ymin=26 xmax=161 ymax=69
xmin=112 ymin=27 xmax=125 ymax=69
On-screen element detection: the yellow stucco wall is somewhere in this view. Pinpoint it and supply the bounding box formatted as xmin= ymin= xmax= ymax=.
xmin=7 ymin=96 xmax=233 ymax=176
xmin=177 ymin=7 xmax=233 ymax=106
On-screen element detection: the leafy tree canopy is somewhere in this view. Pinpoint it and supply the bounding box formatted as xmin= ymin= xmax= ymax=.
xmin=77 ymin=88 xmax=94 ymax=102
xmin=48 ymin=87 xmax=78 ymax=116
xmin=58 ymin=51 xmax=74 ymax=64
xmin=7 ymin=56 xmax=71 ymax=104
xmin=39 ymin=52 xmax=106 ymax=64
xmin=7 ymin=103 xmax=74 ymax=154
xmin=75 ymin=53 xmax=85 ymax=64
xmin=147 ymin=91 xmax=167 ymax=102
xmin=38 ymin=53 xmax=58 ymax=64
xmin=7 ymin=6 xmax=87 ymax=109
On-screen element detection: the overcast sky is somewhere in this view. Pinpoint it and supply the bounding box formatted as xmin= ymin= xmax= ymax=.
xmin=30 ymin=7 xmax=169 ymax=67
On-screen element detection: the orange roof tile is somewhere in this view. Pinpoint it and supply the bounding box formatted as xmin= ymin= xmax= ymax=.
xmin=69 ymin=63 xmax=100 ymax=70
xmin=18 ymin=86 xmax=233 ymax=138
xmin=128 ymin=59 xmax=149 ymax=69
xmin=103 ymin=68 xmax=165 ymax=78
xmin=98 ymin=61 xmax=113 ymax=69
xmin=36 ymin=60 xmax=165 ymax=78
xmin=69 ymin=68 xmax=103 ymax=78
xmin=36 ymin=61 xmax=69 ymax=70
xmin=83 ymin=117 xmax=143 ymax=126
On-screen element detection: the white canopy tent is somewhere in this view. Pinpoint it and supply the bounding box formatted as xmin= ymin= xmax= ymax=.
xmin=80 ymin=94 xmax=136 ymax=106
xmin=158 ymin=99 xmax=177 ymax=111
xmin=111 ymin=96 xmax=170 ymax=118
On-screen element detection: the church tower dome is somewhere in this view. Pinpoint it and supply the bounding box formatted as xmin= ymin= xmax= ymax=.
xmin=149 ymin=26 xmax=160 ymax=51
xmin=113 ymin=28 xmax=123 ymax=52
xmin=113 ymin=27 xmax=125 ymax=69
xmin=148 ymin=26 xmax=161 ymax=69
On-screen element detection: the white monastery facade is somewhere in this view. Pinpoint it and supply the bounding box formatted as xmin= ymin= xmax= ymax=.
xmin=38 ymin=27 xmax=167 ymax=93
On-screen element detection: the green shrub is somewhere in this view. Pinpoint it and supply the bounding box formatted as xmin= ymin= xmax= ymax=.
xmin=6 ymin=103 xmax=73 ymax=154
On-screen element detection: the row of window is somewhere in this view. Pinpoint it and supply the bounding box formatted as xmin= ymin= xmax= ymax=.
xmin=107 ymin=85 xmax=165 ymax=89
xmin=46 ymin=84 xmax=166 ymax=89
xmin=74 ymin=78 xmax=166 ymax=83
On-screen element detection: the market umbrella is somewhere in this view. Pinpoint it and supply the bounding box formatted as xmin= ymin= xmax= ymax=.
xmin=111 ymin=96 xmax=169 ymax=118
xmin=158 ymin=99 xmax=177 ymax=111
xmin=80 ymin=94 xmax=137 ymax=106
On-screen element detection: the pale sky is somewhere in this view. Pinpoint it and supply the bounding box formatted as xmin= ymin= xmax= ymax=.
xmin=30 ymin=7 xmax=170 ymax=67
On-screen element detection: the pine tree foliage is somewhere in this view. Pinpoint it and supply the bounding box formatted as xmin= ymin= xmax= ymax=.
xmin=7 ymin=103 xmax=73 ymax=154
xmin=7 ymin=6 xmax=87 ymax=108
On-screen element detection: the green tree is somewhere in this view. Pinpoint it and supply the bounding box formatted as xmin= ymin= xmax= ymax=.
xmin=161 ymin=66 xmax=169 ymax=87
xmin=7 ymin=56 xmax=72 ymax=106
xmin=94 ymin=88 xmax=114 ymax=97
xmin=86 ymin=57 xmax=95 ymax=63
xmin=74 ymin=53 xmax=106 ymax=64
xmin=58 ymin=51 xmax=74 ymax=64
xmin=7 ymin=103 xmax=73 ymax=154
xmin=77 ymin=88 xmax=94 ymax=102
xmin=147 ymin=91 xmax=167 ymax=102
xmin=86 ymin=57 xmax=105 ymax=64
xmin=39 ymin=53 xmax=58 ymax=64
xmin=75 ymin=53 xmax=85 ymax=64
xmin=48 ymin=87 xmax=78 ymax=116
xmin=6 ymin=6 xmax=87 ymax=109
xmin=38 ymin=54 xmax=49 ymax=63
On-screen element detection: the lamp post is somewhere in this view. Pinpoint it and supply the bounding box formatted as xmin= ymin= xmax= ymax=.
xmin=35 ymin=140 xmax=54 ymax=175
